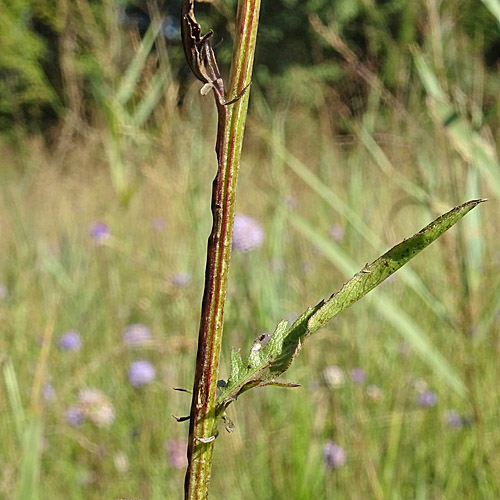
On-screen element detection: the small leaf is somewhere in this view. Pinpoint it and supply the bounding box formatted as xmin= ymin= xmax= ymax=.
xmin=216 ymin=199 xmax=484 ymax=413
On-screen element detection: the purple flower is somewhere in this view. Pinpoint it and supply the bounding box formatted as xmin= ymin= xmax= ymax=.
xmin=445 ymin=410 xmax=463 ymax=429
xmin=152 ymin=216 xmax=166 ymax=232
xmin=232 ymin=214 xmax=264 ymax=253
xmin=58 ymin=331 xmax=82 ymax=351
xmin=89 ymin=222 xmax=110 ymax=243
xmin=123 ymin=324 xmax=152 ymax=346
xmin=42 ymin=383 xmax=56 ymax=402
xmin=323 ymin=441 xmax=347 ymax=469
xmin=128 ymin=360 xmax=156 ymax=387
xmin=166 ymin=440 xmax=188 ymax=469
xmin=418 ymin=390 xmax=438 ymax=408
xmin=351 ymin=368 xmax=366 ymax=384
xmin=171 ymin=272 xmax=192 ymax=288
xmin=66 ymin=406 xmax=85 ymax=426
xmin=329 ymin=224 xmax=345 ymax=242
xmin=0 ymin=284 xmax=8 ymax=299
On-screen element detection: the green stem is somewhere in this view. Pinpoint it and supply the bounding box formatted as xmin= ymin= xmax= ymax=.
xmin=184 ymin=2 xmax=261 ymax=499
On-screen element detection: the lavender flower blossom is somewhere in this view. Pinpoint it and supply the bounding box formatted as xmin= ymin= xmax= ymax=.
xmin=418 ymin=390 xmax=438 ymax=408
xmin=123 ymin=324 xmax=152 ymax=346
xmin=89 ymin=222 xmax=111 ymax=243
xmin=445 ymin=410 xmax=463 ymax=429
xmin=58 ymin=331 xmax=82 ymax=351
xmin=42 ymin=383 xmax=56 ymax=402
xmin=128 ymin=360 xmax=156 ymax=387
xmin=166 ymin=440 xmax=188 ymax=469
xmin=350 ymin=367 xmax=366 ymax=385
xmin=66 ymin=406 xmax=85 ymax=426
xmin=152 ymin=216 xmax=166 ymax=232
xmin=329 ymin=223 xmax=345 ymax=242
xmin=171 ymin=272 xmax=192 ymax=288
xmin=323 ymin=441 xmax=347 ymax=469
xmin=232 ymin=214 xmax=264 ymax=253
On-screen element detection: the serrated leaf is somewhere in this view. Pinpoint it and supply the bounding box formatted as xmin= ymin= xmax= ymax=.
xmin=308 ymin=199 xmax=485 ymax=333
xmin=216 ymin=199 xmax=484 ymax=416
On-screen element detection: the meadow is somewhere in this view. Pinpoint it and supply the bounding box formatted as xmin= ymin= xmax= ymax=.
xmin=1 ymin=1 xmax=500 ymax=499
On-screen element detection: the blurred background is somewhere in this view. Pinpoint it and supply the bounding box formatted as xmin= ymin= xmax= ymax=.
xmin=1 ymin=0 xmax=500 ymax=499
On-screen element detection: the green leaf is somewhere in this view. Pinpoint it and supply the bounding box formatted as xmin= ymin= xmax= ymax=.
xmin=216 ymin=199 xmax=484 ymax=414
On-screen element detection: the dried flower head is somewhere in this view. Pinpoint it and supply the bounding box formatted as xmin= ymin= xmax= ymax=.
xmin=366 ymin=384 xmax=383 ymax=402
xmin=323 ymin=365 xmax=345 ymax=389
xmin=77 ymin=389 xmax=115 ymax=427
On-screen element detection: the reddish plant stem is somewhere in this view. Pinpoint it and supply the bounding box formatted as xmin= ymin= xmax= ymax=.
xmin=183 ymin=1 xmax=261 ymax=499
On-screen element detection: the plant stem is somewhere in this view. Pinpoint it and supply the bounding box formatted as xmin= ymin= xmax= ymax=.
xmin=184 ymin=1 xmax=261 ymax=499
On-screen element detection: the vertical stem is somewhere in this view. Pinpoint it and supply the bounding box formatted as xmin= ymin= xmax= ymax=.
xmin=184 ymin=1 xmax=261 ymax=499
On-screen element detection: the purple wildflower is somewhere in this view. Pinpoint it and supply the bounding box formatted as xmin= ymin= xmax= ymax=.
xmin=89 ymin=222 xmax=110 ymax=243
xmin=66 ymin=406 xmax=85 ymax=426
xmin=58 ymin=331 xmax=82 ymax=351
xmin=123 ymin=324 xmax=152 ymax=346
xmin=232 ymin=214 xmax=264 ymax=253
xmin=128 ymin=360 xmax=156 ymax=387
xmin=329 ymin=224 xmax=345 ymax=242
xmin=445 ymin=410 xmax=463 ymax=429
xmin=323 ymin=441 xmax=347 ymax=469
xmin=42 ymin=383 xmax=56 ymax=402
xmin=351 ymin=367 xmax=366 ymax=385
xmin=171 ymin=272 xmax=192 ymax=288
xmin=166 ymin=440 xmax=188 ymax=469
xmin=418 ymin=390 xmax=438 ymax=408
xmin=152 ymin=216 xmax=166 ymax=232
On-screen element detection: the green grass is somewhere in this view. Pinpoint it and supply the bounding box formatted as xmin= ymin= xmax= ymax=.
xmin=1 ymin=3 xmax=500 ymax=499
